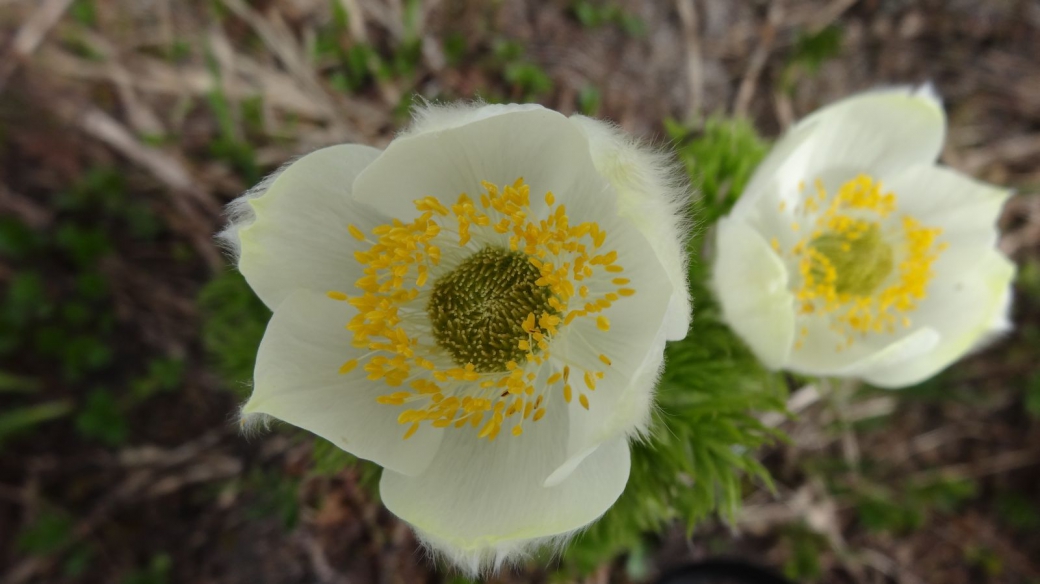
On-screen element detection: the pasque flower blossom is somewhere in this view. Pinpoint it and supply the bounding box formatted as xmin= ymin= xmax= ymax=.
xmin=219 ymin=102 xmax=690 ymax=573
xmin=714 ymin=87 xmax=1014 ymax=388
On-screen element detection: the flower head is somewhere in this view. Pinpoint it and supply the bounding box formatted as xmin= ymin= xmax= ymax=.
xmin=713 ymin=87 xmax=1015 ymax=387
xmin=220 ymin=102 xmax=690 ymax=574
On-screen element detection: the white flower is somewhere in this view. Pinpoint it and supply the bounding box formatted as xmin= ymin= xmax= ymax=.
xmin=219 ymin=102 xmax=690 ymax=575
xmin=713 ymin=87 xmax=1015 ymax=388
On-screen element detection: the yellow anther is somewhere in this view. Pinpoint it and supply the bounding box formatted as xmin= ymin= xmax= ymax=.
xmin=338 ymin=360 xmax=358 ymax=374
xmin=522 ymin=312 xmax=537 ymax=333
xmin=403 ymin=422 xmax=420 ymax=439
xmin=584 ymin=371 xmax=596 ymax=391
xmin=791 ymin=174 xmax=944 ymax=350
xmin=348 ymin=224 xmax=366 ymax=241
xmin=346 ymin=176 xmax=634 ymax=441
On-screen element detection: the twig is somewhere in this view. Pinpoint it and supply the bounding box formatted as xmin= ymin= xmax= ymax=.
xmin=860 ymin=548 xmax=927 ymax=584
xmin=0 ymin=182 xmax=52 ymax=227
xmin=759 ymin=383 xmax=821 ymax=428
xmin=0 ymin=0 xmax=74 ymax=93
xmin=835 ymin=379 xmax=862 ymax=469
xmin=298 ymin=532 xmax=351 ymax=584
xmin=337 ymin=0 xmax=369 ymax=42
xmin=962 ymin=134 xmax=1040 ymax=174
xmin=118 ymin=431 xmax=224 ymax=468
xmin=676 ymin=0 xmax=703 ymax=125
xmin=910 ymin=449 xmax=1040 ymax=483
xmin=733 ymin=4 xmax=783 ymax=118
xmin=804 ymin=0 xmax=862 ymax=33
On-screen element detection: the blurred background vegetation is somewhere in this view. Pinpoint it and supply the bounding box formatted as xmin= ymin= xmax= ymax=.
xmin=0 ymin=0 xmax=1038 ymax=582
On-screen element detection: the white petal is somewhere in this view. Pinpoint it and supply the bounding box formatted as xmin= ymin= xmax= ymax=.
xmin=786 ymin=315 xmax=941 ymax=377
xmin=712 ymin=216 xmax=796 ymax=369
xmin=885 ymin=163 xmax=1010 ymax=269
xmin=985 ymin=286 xmax=1015 ymax=338
xmin=734 ymin=117 xmax=821 ymax=215
xmin=861 ymin=250 xmax=1015 ymax=388
xmin=352 ymin=108 xmax=609 ymax=222
xmin=568 ymin=114 xmax=692 ymax=340
xmin=736 ymin=87 xmax=945 ymax=213
xmin=221 ymin=145 xmax=386 ymax=310
xmin=544 ymin=321 xmax=665 ymax=488
xmin=400 ymin=100 xmax=545 ymax=137
xmin=242 ymin=289 xmax=443 ymax=476
xmin=531 ymin=208 xmax=672 ymax=483
xmin=380 ymin=418 xmax=631 ymax=577
xmin=792 ymin=87 xmax=945 ymax=177
xmin=839 ymin=327 xmax=941 ymax=377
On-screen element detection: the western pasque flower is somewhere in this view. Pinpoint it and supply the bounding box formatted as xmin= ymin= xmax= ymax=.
xmin=713 ymin=87 xmax=1014 ymax=388
xmin=219 ymin=102 xmax=691 ymax=574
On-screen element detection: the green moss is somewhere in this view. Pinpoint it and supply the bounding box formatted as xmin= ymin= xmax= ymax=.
xmin=198 ymin=269 xmax=271 ymax=395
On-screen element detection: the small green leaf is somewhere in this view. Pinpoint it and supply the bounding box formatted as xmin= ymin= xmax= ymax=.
xmin=995 ymin=492 xmax=1040 ymax=530
xmin=0 ymin=371 xmax=42 ymax=393
xmin=577 ymin=85 xmax=602 ymax=116
xmin=121 ymin=554 xmax=172 ymax=584
xmin=1026 ymin=372 xmax=1040 ymax=418
xmin=0 ymin=400 xmax=73 ymax=446
xmin=17 ymin=507 xmax=74 ymax=556
xmin=0 ymin=217 xmax=41 ymax=258
xmin=75 ymin=390 xmax=127 ymax=446
xmin=63 ymin=545 xmax=94 ymax=577
xmin=198 ymin=269 xmax=271 ymax=393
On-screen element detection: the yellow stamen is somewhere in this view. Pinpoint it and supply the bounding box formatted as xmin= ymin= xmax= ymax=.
xmin=584 ymin=371 xmax=596 ymax=391
xmin=790 ymin=174 xmax=944 ymax=349
xmin=340 ymin=178 xmax=633 ymax=441
xmin=403 ymin=422 xmax=420 ymax=439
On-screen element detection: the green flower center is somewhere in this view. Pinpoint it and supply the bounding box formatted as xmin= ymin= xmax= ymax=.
xmin=809 ymin=221 xmax=894 ymax=296
xmin=427 ymin=246 xmax=554 ymax=373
